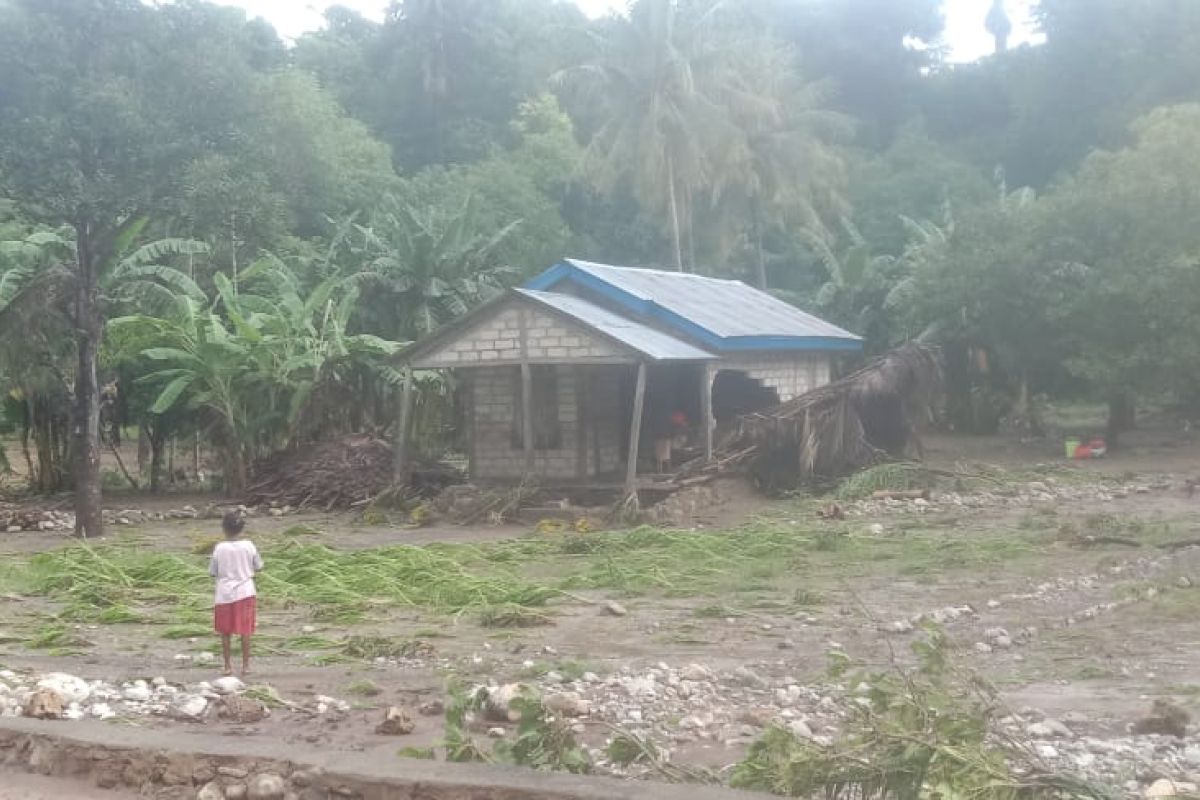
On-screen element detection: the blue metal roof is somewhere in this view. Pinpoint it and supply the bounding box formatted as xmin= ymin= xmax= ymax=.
xmin=516 ymin=289 xmax=715 ymax=362
xmin=524 ymin=259 xmax=862 ymax=352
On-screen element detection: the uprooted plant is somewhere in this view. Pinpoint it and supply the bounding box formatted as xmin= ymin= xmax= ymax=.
xmin=437 ymin=682 xmax=591 ymax=774
xmin=731 ymin=626 xmax=1112 ymax=800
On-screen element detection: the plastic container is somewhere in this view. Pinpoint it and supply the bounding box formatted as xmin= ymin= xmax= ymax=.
xmin=1064 ymin=438 xmax=1080 ymax=459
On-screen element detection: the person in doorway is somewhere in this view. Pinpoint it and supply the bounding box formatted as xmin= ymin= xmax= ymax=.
xmin=209 ymin=510 xmax=263 ymax=676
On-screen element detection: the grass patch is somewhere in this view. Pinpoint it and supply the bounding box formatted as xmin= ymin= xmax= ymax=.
xmin=346 ymin=678 xmax=383 ymax=697
xmin=478 ymin=603 xmax=554 ymax=628
xmin=518 ymin=660 xmax=594 ymax=681
xmin=340 ymin=634 xmax=434 ymax=661
xmin=161 ymin=623 xmax=211 ymax=640
xmin=26 ymin=623 xmax=91 ymax=653
xmin=281 ymin=524 xmax=323 ymax=537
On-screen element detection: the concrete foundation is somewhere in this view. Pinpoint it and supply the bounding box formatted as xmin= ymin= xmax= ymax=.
xmin=0 ymin=717 xmax=771 ymax=800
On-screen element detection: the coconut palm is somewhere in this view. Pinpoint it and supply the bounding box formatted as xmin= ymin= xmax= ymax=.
xmin=558 ymin=0 xmax=723 ymax=272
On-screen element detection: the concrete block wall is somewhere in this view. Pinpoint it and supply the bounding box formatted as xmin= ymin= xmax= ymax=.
xmin=719 ymin=354 xmax=832 ymax=403
xmin=415 ymin=300 xmax=625 ymax=368
xmin=470 ymin=365 xmax=584 ymax=480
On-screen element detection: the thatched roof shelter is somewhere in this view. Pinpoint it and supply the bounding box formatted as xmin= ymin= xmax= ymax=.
xmin=733 ymin=343 xmax=942 ymax=489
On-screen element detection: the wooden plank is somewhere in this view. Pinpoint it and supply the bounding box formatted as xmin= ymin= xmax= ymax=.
xmin=574 ymin=365 xmax=589 ymax=479
xmin=701 ymin=362 xmax=714 ymax=462
xmin=624 ymin=362 xmax=647 ymax=494
xmin=591 ymin=370 xmax=603 ymax=478
xmin=393 ymin=371 xmax=414 ymax=483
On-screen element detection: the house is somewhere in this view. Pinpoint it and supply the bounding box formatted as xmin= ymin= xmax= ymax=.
xmin=395 ymin=259 xmax=861 ymax=492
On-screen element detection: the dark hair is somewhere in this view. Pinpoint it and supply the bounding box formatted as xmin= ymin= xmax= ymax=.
xmin=222 ymin=510 xmax=246 ymax=537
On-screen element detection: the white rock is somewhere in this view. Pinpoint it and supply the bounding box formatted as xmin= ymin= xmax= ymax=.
xmin=1027 ymin=719 xmax=1074 ymax=739
xmin=169 ymin=694 xmax=209 ymax=721
xmin=212 ymin=677 xmax=245 ymax=695
xmin=788 ymin=719 xmax=814 ymax=739
xmin=301 ymin=625 xmax=317 ymax=634
xmin=487 ymin=727 xmax=506 ymax=738
xmin=90 ymin=703 xmax=116 ymax=720
xmin=246 ymin=773 xmax=286 ymax=800
xmin=37 ymin=673 xmax=90 ymax=704
xmin=1035 ymin=744 xmax=1059 ymax=759
xmin=151 ymin=677 xmax=167 ymax=688
xmin=974 ymin=642 xmax=993 ymax=654
xmin=63 ymin=702 xmax=85 ymax=720
xmin=193 ymin=652 xmax=216 ymax=665
xmin=1145 ymin=779 xmax=1198 ymax=798
xmin=197 ymin=781 xmax=225 ymax=800
xmin=680 ymin=664 xmax=712 ymax=682
xmin=544 ymin=692 xmax=590 ymax=718
xmin=733 ymin=666 xmax=767 ymax=688
xmin=621 ymin=677 xmax=656 ymax=698
xmin=123 ymin=684 xmax=152 ymax=703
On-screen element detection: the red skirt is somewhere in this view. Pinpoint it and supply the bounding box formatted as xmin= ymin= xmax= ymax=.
xmin=213 ymin=596 xmax=257 ymax=636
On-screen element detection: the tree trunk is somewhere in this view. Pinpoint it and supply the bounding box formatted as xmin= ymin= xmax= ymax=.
xmin=752 ymin=203 xmax=767 ymax=290
xmin=1106 ymin=393 xmax=1136 ymax=450
xmin=72 ymin=223 xmax=104 ymax=539
xmin=684 ymin=184 xmax=696 ymax=274
xmin=137 ymin=423 xmax=151 ymax=474
xmin=149 ymin=427 xmax=165 ymax=493
xmin=666 ymin=156 xmax=684 ymax=272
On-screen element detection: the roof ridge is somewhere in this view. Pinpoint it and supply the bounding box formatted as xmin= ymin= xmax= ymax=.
xmin=565 ymin=258 xmax=745 ymax=287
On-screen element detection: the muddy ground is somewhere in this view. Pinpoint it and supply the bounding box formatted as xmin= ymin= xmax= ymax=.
xmin=5 ymin=426 xmax=1200 ymax=793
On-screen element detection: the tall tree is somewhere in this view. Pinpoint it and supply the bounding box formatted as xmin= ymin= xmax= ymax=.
xmin=986 ymin=0 xmax=1013 ymax=54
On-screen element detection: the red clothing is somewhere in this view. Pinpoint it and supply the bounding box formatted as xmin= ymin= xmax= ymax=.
xmin=213 ymin=596 xmax=257 ymax=636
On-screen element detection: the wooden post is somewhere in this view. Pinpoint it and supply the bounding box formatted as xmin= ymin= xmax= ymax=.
xmin=393 ymin=371 xmax=414 ymax=483
xmin=574 ymin=366 xmax=589 ymax=480
xmin=517 ymin=310 xmax=535 ymax=471
xmin=624 ymin=362 xmax=647 ymax=494
xmin=701 ymin=362 xmax=714 ymax=462
xmin=521 ymin=362 xmax=534 ymax=469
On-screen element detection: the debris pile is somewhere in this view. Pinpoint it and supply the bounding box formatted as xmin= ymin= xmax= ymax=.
xmin=244 ymin=434 xmax=461 ymax=510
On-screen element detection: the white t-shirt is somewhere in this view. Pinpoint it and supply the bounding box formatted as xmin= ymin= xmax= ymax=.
xmin=208 ymin=539 xmax=263 ymax=605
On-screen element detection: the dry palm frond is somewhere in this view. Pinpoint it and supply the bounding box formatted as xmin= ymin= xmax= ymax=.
xmin=736 ymin=342 xmax=942 ymax=488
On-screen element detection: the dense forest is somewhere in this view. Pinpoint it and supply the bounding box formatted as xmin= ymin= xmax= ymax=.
xmin=2 ymin=0 xmax=1199 ymax=536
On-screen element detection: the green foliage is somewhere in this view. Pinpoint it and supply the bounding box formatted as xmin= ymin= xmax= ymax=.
xmin=437 ymin=683 xmax=590 ymax=774
xmin=834 ymin=463 xmax=934 ymax=501
xmin=731 ymin=629 xmax=1110 ymax=800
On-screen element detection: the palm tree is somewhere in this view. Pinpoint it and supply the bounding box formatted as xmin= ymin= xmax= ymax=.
xmin=986 ymin=0 xmax=1013 ymax=54
xmin=345 ymin=194 xmax=518 ymax=339
xmin=558 ymin=0 xmax=719 ymax=271
xmin=705 ymin=39 xmax=851 ymax=288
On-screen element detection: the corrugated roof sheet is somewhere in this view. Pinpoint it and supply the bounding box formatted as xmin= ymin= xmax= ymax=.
xmin=515 ymin=289 xmax=715 ymax=361
xmin=525 ymin=259 xmax=861 ymax=351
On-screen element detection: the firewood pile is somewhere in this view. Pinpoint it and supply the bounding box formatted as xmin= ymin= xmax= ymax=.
xmin=244 ymin=434 xmax=462 ymax=510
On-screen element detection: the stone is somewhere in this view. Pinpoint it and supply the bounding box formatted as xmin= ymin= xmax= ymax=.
xmin=218 ymin=767 xmax=249 ymax=779
xmin=170 ymin=694 xmax=209 ymax=722
xmin=1035 ymin=744 xmax=1059 ymax=759
xmin=375 ymin=706 xmax=416 ymax=735
xmin=23 ymin=688 xmax=64 ymax=719
xmin=485 ymin=684 xmax=530 ymax=722
xmin=974 ymin=642 xmax=993 ymax=654
xmin=602 ymin=600 xmax=628 ymax=617
xmin=1133 ymin=700 xmax=1191 ymax=738
xmin=739 ymin=707 xmax=775 ymax=727
xmin=1027 ymin=719 xmax=1074 ymax=739
xmin=37 ymin=673 xmax=90 ymax=704
xmin=193 ymin=652 xmax=217 ymax=665
xmin=883 ymin=620 xmax=914 ymax=634
xmin=733 ymin=666 xmax=768 ymax=689
xmin=224 ymin=786 xmax=247 ymax=800
xmin=246 ymin=773 xmax=287 ymax=800
xmin=680 ymin=664 xmax=712 ymax=682
xmin=212 ymin=677 xmax=245 ymax=695
xmin=1145 ymin=779 xmax=1198 ymax=798
xmin=219 ymin=695 xmax=269 ymax=723
xmin=487 ymin=727 xmax=506 ymax=738
xmin=788 ymin=720 xmax=814 ymax=739
xmin=621 ymin=676 xmax=656 ymax=698
xmin=418 ymin=699 xmax=445 ymax=716
xmin=197 ymin=781 xmax=226 ymax=800
xmin=544 ymin=692 xmax=590 ymax=718
xmin=123 ymin=683 xmax=152 ymax=702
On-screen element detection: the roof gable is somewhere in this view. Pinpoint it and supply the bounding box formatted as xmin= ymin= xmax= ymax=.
xmin=524 ymin=259 xmax=862 ymax=352
xmin=401 ymin=290 xmax=715 ymax=368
